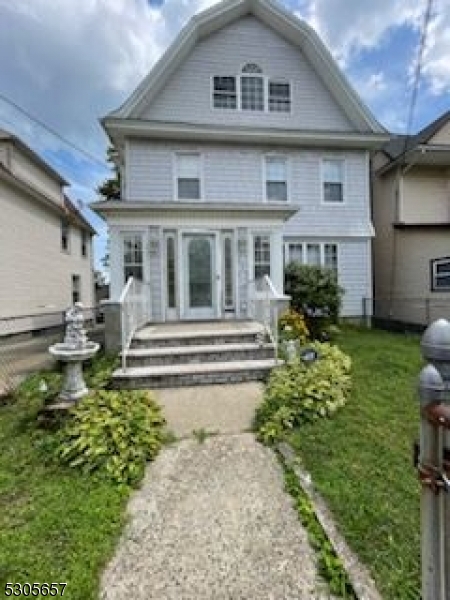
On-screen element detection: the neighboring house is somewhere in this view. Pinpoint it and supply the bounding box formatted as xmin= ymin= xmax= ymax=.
xmin=372 ymin=111 xmax=450 ymax=327
xmin=0 ymin=128 xmax=96 ymax=335
xmin=93 ymin=0 xmax=387 ymax=325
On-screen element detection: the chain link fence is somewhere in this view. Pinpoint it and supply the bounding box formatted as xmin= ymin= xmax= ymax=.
xmin=0 ymin=306 xmax=104 ymax=397
xmin=364 ymin=297 xmax=450 ymax=332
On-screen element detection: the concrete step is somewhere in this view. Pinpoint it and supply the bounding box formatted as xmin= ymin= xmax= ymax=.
xmin=124 ymin=343 xmax=274 ymax=367
xmin=131 ymin=327 xmax=264 ymax=349
xmin=113 ymin=358 xmax=281 ymax=389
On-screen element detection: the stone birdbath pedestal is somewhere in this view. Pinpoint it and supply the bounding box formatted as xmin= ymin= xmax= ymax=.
xmin=48 ymin=303 xmax=99 ymax=408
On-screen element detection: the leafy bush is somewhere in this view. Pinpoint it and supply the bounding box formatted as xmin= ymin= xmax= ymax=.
xmin=284 ymin=263 xmax=344 ymax=339
xmin=278 ymin=308 xmax=309 ymax=344
xmin=84 ymin=353 xmax=119 ymax=389
xmin=255 ymin=342 xmax=351 ymax=444
xmin=55 ymin=389 xmax=167 ymax=486
xmin=14 ymin=371 xmax=63 ymax=405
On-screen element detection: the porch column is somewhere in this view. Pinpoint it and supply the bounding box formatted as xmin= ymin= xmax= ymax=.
xmin=237 ymin=227 xmax=249 ymax=318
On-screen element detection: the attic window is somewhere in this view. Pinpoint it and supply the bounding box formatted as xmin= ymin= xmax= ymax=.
xmin=269 ymin=81 xmax=291 ymax=112
xmin=241 ymin=63 xmax=264 ymax=111
xmin=213 ymin=76 xmax=237 ymax=109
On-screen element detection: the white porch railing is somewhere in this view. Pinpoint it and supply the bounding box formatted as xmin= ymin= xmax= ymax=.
xmin=120 ymin=277 xmax=150 ymax=371
xmin=248 ymin=275 xmax=290 ymax=363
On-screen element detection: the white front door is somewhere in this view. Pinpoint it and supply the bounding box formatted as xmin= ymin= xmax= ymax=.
xmin=183 ymin=234 xmax=217 ymax=319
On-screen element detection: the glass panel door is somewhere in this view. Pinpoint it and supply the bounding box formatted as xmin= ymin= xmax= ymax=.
xmin=183 ymin=234 xmax=216 ymax=319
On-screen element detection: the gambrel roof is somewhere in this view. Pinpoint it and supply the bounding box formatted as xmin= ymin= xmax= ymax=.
xmin=105 ymin=0 xmax=385 ymax=135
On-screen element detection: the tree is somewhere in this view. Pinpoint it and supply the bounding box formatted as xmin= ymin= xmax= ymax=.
xmin=97 ymin=146 xmax=120 ymax=201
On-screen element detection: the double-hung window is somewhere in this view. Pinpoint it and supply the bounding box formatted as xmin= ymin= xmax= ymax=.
xmin=269 ymin=81 xmax=291 ymax=112
xmin=254 ymin=235 xmax=271 ymax=279
xmin=176 ymin=153 xmax=201 ymax=200
xmin=123 ymin=234 xmax=143 ymax=282
xmin=265 ymin=156 xmax=287 ymax=201
xmin=241 ymin=63 xmax=264 ymax=111
xmin=323 ymin=159 xmax=345 ymax=203
xmin=213 ymin=77 xmax=237 ymax=109
xmin=431 ymin=258 xmax=450 ymax=291
xmin=81 ymin=231 xmax=87 ymax=257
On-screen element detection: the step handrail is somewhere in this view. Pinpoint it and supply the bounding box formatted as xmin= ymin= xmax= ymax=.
xmin=120 ymin=277 xmax=150 ymax=371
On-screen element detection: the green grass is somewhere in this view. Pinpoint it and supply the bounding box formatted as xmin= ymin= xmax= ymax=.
xmin=0 ymin=390 xmax=129 ymax=599
xmin=288 ymin=326 xmax=422 ymax=600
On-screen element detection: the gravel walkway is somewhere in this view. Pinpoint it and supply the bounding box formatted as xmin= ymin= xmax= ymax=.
xmin=101 ymin=433 xmax=329 ymax=600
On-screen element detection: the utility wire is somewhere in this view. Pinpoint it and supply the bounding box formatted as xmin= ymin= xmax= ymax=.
xmin=403 ymin=0 xmax=434 ymax=152
xmin=0 ymin=92 xmax=108 ymax=170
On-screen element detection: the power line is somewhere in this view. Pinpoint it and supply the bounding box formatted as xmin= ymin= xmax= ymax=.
xmin=0 ymin=92 xmax=108 ymax=169
xmin=403 ymin=0 xmax=434 ymax=145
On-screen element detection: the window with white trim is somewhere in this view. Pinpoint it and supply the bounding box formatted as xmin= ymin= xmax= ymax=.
xmin=265 ymin=155 xmax=287 ymax=201
xmin=176 ymin=153 xmax=201 ymax=200
xmin=323 ymin=159 xmax=344 ymax=203
xmin=254 ymin=235 xmax=271 ymax=279
xmin=213 ymin=76 xmax=237 ymax=109
xmin=431 ymin=257 xmax=450 ymax=291
xmin=241 ymin=63 xmax=264 ymax=111
xmin=123 ymin=234 xmax=143 ymax=282
xmin=269 ymin=81 xmax=291 ymax=112
xmin=286 ymin=242 xmax=338 ymax=273
xmin=166 ymin=235 xmax=176 ymax=308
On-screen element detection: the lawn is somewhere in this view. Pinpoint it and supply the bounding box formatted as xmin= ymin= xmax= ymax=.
xmin=288 ymin=326 xmax=422 ymax=600
xmin=0 ymin=386 xmax=128 ymax=599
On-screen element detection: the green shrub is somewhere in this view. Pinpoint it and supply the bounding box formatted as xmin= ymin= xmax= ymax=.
xmin=278 ymin=308 xmax=309 ymax=343
xmin=55 ymin=389 xmax=167 ymax=486
xmin=255 ymin=342 xmax=351 ymax=444
xmin=14 ymin=370 xmax=63 ymax=404
xmin=84 ymin=353 xmax=119 ymax=389
xmin=284 ymin=263 xmax=344 ymax=339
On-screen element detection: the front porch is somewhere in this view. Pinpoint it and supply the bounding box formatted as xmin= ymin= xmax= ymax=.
xmin=112 ymin=319 xmax=279 ymax=388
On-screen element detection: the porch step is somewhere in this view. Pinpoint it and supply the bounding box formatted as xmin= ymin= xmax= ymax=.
xmin=124 ymin=343 xmax=274 ymax=367
xmin=131 ymin=326 xmax=264 ymax=349
xmin=112 ymin=359 xmax=281 ymax=389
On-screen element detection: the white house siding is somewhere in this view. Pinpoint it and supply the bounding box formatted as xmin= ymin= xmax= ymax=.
xmin=140 ymin=16 xmax=353 ymax=132
xmin=0 ymin=178 xmax=94 ymax=323
xmin=10 ymin=147 xmax=64 ymax=207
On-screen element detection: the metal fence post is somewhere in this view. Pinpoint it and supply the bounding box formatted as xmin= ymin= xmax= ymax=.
xmin=418 ymin=319 xmax=450 ymax=600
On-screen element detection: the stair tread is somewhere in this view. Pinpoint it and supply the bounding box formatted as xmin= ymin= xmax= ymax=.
xmin=114 ymin=358 xmax=281 ymax=378
xmin=134 ymin=327 xmax=263 ymax=342
xmin=125 ymin=342 xmax=273 ymax=357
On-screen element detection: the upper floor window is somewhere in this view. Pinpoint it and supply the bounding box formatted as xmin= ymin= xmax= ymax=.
xmin=269 ymin=81 xmax=291 ymax=113
xmin=265 ymin=156 xmax=288 ymax=202
xmin=81 ymin=231 xmax=88 ymax=257
xmin=431 ymin=257 xmax=450 ymax=291
xmin=176 ymin=153 xmax=201 ymax=200
xmin=61 ymin=219 xmax=69 ymax=252
xmin=123 ymin=234 xmax=143 ymax=282
xmin=213 ymin=77 xmax=237 ymax=109
xmin=241 ymin=63 xmax=264 ymax=111
xmin=72 ymin=274 xmax=81 ymax=304
xmin=323 ymin=159 xmax=345 ymax=203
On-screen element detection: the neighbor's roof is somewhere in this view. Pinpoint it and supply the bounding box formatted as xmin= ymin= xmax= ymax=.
xmin=379 ymin=111 xmax=450 ymax=171
xmin=104 ymin=0 xmax=386 ymax=135
xmin=0 ymin=127 xmax=68 ymax=185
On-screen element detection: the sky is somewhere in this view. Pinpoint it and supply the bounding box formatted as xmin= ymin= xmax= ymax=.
xmin=1 ymin=0 xmax=449 ymax=273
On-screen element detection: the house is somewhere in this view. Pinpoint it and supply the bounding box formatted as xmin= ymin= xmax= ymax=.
xmin=372 ymin=111 xmax=450 ymax=327
xmin=93 ymin=0 xmax=386 ymax=328
xmin=0 ymin=128 xmax=96 ymax=336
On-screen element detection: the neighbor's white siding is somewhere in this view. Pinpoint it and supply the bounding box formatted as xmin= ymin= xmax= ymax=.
xmin=140 ymin=16 xmax=353 ymax=132
xmin=10 ymin=147 xmax=64 ymax=207
xmin=0 ymin=178 xmax=94 ymax=320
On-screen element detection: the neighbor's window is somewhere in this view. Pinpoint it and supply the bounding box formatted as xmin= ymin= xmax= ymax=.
xmin=241 ymin=63 xmax=264 ymax=111
xmin=254 ymin=235 xmax=271 ymax=279
xmin=431 ymin=257 xmax=450 ymax=291
xmin=123 ymin=234 xmax=143 ymax=282
xmin=61 ymin=219 xmax=69 ymax=252
xmin=269 ymin=81 xmax=291 ymax=112
xmin=176 ymin=153 xmax=201 ymax=200
xmin=323 ymin=159 xmax=344 ymax=203
xmin=72 ymin=275 xmax=81 ymax=304
xmin=213 ymin=76 xmax=237 ymax=109
xmin=81 ymin=231 xmax=88 ymax=257
xmin=265 ymin=155 xmax=287 ymax=201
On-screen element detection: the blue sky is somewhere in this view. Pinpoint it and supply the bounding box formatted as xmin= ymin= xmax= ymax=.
xmin=0 ymin=0 xmax=448 ymax=274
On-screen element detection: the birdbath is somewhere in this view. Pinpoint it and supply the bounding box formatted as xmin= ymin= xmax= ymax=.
xmin=48 ymin=303 xmax=99 ymax=406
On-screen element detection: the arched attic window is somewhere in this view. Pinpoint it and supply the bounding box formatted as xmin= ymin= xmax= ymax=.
xmin=241 ymin=63 xmax=264 ymax=111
